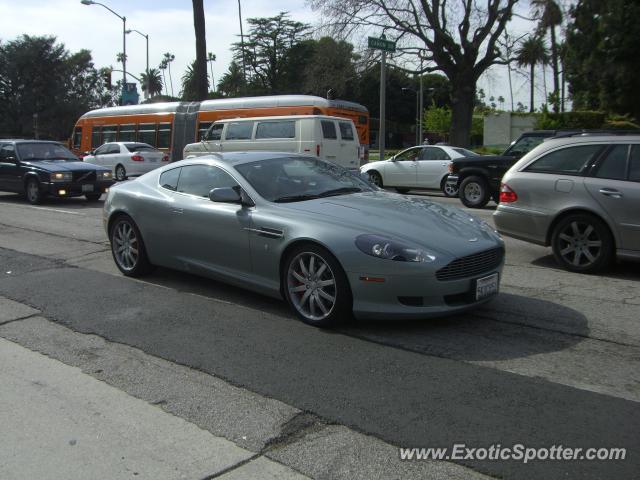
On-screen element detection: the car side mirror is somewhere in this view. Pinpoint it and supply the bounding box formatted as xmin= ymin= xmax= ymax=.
xmin=390 ymin=155 xmax=397 ymax=161
xmin=209 ymin=187 xmax=241 ymax=204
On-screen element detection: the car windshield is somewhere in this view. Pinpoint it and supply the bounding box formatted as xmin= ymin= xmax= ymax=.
xmin=124 ymin=143 xmax=157 ymax=152
xmin=503 ymin=136 xmax=547 ymax=157
xmin=452 ymin=147 xmax=479 ymax=157
xmin=235 ymin=157 xmax=373 ymax=203
xmin=17 ymin=143 xmax=77 ymax=162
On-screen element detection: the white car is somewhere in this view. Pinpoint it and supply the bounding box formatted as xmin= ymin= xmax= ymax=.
xmin=83 ymin=142 xmax=168 ymax=181
xmin=361 ymin=145 xmax=479 ymax=196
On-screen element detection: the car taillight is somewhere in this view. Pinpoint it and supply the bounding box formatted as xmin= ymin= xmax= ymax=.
xmin=316 ymin=144 xmax=320 ymax=157
xmin=131 ymin=155 xmax=144 ymax=162
xmin=499 ymin=183 xmax=518 ymax=203
xmin=162 ymin=154 xmax=169 ymax=162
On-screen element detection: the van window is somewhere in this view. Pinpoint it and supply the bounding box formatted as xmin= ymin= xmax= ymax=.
xmin=119 ymin=124 xmax=136 ymax=142
xmin=157 ymin=123 xmax=172 ymax=149
xmin=138 ymin=123 xmax=157 ymax=146
xmin=321 ymin=121 xmax=337 ymax=139
xmin=256 ymin=121 xmax=295 ymax=139
xmin=205 ymin=124 xmax=224 ymax=141
xmin=338 ymin=122 xmax=354 ymax=141
xmin=525 ymin=145 xmax=602 ymax=175
xmin=198 ymin=122 xmax=212 ymax=141
xmin=225 ymin=122 xmax=254 ymax=140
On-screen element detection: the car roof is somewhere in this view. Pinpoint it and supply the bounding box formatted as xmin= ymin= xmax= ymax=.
xmin=179 ymin=151 xmax=319 ymax=166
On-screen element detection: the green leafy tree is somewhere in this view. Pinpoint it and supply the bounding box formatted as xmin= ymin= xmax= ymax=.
xmin=516 ymin=36 xmax=549 ymax=113
xmin=423 ymin=104 xmax=451 ymax=137
xmin=0 ymin=35 xmax=113 ymax=139
xmin=140 ymin=68 xmax=163 ymax=97
xmin=564 ymin=0 xmax=640 ymax=121
xmin=300 ymin=37 xmax=358 ymax=98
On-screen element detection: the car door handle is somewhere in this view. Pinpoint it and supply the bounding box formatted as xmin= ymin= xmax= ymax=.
xmin=599 ymin=188 xmax=623 ymax=198
xmin=171 ymin=208 xmax=184 ymax=214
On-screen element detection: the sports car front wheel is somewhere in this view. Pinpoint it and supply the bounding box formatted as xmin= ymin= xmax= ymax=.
xmin=283 ymin=244 xmax=352 ymax=327
xmin=109 ymin=215 xmax=154 ymax=277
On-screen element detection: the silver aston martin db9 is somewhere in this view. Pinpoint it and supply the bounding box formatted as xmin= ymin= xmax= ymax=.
xmin=104 ymin=152 xmax=505 ymax=327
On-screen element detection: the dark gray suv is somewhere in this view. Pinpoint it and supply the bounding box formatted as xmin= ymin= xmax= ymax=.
xmin=494 ymin=133 xmax=640 ymax=273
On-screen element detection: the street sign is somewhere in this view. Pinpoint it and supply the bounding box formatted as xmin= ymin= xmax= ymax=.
xmin=368 ymin=36 xmax=396 ymax=53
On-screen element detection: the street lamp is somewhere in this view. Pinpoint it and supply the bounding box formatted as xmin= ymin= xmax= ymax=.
xmin=126 ymin=29 xmax=149 ymax=99
xmin=81 ymin=0 xmax=127 ymax=93
xmin=402 ymin=87 xmax=420 ymax=145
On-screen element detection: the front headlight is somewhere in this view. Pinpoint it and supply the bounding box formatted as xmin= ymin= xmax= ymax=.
xmin=355 ymin=234 xmax=436 ymax=262
xmin=50 ymin=172 xmax=72 ymax=182
xmin=97 ymin=171 xmax=112 ymax=180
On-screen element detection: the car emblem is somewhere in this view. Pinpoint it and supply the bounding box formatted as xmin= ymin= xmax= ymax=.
xmin=468 ymin=237 xmax=478 ymax=242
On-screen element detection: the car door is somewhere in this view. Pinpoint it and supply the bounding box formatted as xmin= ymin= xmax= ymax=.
xmin=172 ymin=164 xmax=252 ymax=277
xmin=583 ymin=144 xmax=640 ymax=252
xmin=89 ymin=144 xmax=111 ymax=167
xmin=0 ymin=143 xmax=22 ymax=192
xmin=202 ymin=123 xmax=224 ymax=152
xmin=416 ymin=147 xmax=450 ymax=188
xmin=386 ymin=147 xmax=420 ymax=187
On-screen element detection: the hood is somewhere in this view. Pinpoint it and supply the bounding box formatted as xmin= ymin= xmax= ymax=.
xmin=280 ymin=191 xmax=502 ymax=257
xmin=23 ymin=160 xmax=109 ymax=172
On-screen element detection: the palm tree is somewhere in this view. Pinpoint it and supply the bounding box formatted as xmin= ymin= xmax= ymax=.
xmin=159 ymin=60 xmax=168 ymax=96
xmin=217 ymin=61 xmax=245 ymax=97
xmin=207 ymin=52 xmax=216 ymax=92
xmin=140 ymin=68 xmax=163 ymax=97
xmin=192 ymin=0 xmax=208 ymax=100
xmin=516 ymin=36 xmax=549 ymax=112
xmin=162 ymin=52 xmax=176 ymax=97
xmin=531 ymin=0 xmax=563 ymax=112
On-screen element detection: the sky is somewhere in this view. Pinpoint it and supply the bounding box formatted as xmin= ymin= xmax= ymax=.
xmin=0 ymin=0 xmax=555 ymax=111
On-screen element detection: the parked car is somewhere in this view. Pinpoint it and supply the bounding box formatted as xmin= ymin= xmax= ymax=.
xmin=83 ymin=142 xmax=169 ymax=181
xmin=447 ymin=130 xmax=557 ymax=208
xmin=183 ymin=115 xmax=361 ymax=170
xmin=494 ymin=133 xmax=640 ymax=273
xmin=360 ymin=145 xmax=479 ymax=196
xmin=0 ymin=140 xmax=114 ymax=204
xmin=104 ymin=152 xmax=504 ymax=327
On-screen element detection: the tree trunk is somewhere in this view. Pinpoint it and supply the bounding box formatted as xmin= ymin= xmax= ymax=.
xmin=449 ymin=76 xmax=475 ymax=147
xmin=550 ymin=25 xmax=560 ymax=113
xmin=192 ymin=0 xmax=208 ymax=100
xmin=530 ymin=64 xmax=535 ymax=113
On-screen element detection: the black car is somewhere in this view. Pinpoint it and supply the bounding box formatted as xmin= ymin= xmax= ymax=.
xmin=0 ymin=140 xmax=114 ymax=204
xmin=446 ymin=130 xmax=556 ymax=208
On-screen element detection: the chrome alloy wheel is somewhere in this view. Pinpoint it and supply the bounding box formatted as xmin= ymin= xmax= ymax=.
xmin=444 ymin=182 xmax=459 ymax=197
xmin=463 ymin=182 xmax=482 ymax=203
xmin=557 ymin=221 xmax=603 ymax=268
xmin=112 ymin=220 xmax=139 ymax=271
xmin=287 ymin=252 xmax=337 ymax=322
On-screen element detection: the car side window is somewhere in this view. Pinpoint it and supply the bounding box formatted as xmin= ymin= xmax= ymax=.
xmin=525 ymin=145 xmax=603 ymax=175
xmin=94 ymin=144 xmax=110 ymax=155
xmin=0 ymin=144 xmax=16 ymax=162
xmin=225 ymin=122 xmax=254 ymax=140
xmin=205 ymin=124 xmax=224 ymax=141
xmin=591 ymin=145 xmax=629 ymax=181
xmin=321 ymin=121 xmax=337 ymax=140
xmin=396 ymin=148 xmax=420 ymax=161
xmin=419 ymin=147 xmax=450 ymax=161
xmin=338 ymin=122 xmax=354 ymax=141
xmin=160 ymin=168 xmax=181 ymax=191
xmin=176 ymin=165 xmax=238 ymax=198
xmin=629 ymin=146 xmax=640 ymax=182
xmin=108 ymin=144 xmax=121 ymax=154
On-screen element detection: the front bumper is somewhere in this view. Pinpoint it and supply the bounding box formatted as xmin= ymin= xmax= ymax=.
xmin=43 ymin=180 xmax=115 ymax=197
xmin=446 ymin=175 xmax=459 ymax=186
xmin=348 ymin=263 xmax=504 ymax=320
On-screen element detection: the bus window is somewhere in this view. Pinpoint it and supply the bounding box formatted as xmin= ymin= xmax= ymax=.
xmin=157 ymin=123 xmax=172 ymax=149
xmin=138 ymin=123 xmax=157 ymax=146
xmin=102 ymin=125 xmax=117 ymax=143
xmin=198 ymin=122 xmax=212 ymax=141
xmin=91 ymin=127 xmax=102 ymax=149
xmin=119 ymin=124 xmax=136 ymax=142
xmin=72 ymin=127 xmax=82 ymax=149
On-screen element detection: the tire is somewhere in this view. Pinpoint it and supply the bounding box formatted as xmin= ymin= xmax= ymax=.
xmin=109 ymin=215 xmax=154 ymax=277
xmin=551 ymin=213 xmax=614 ymax=273
xmin=115 ymin=164 xmax=127 ymax=182
xmin=395 ymin=187 xmax=410 ymax=194
xmin=25 ymin=177 xmax=42 ymax=205
xmin=85 ymin=193 xmax=102 ymax=202
xmin=282 ymin=243 xmax=352 ymax=328
xmin=459 ymin=175 xmax=490 ymax=208
xmin=442 ymin=176 xmax=459 ymax=197
xmin=368 ymin=171 xmax=383 ymax=188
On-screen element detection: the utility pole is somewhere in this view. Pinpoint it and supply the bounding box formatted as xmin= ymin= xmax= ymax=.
xmin=418 ymin=56 xmax=424 ymax=144
xmin=379 ymin=50 xmax=386 ymax=161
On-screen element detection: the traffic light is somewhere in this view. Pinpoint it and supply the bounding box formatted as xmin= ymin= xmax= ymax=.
xmin=103 ymin=71 xmax=112 ymax=89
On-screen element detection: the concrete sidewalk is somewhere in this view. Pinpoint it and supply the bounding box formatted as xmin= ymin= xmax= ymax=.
xmin=0 ymin=337 xmax=307 ymax=480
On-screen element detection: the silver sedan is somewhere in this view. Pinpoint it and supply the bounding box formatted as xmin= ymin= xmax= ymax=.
xmin=104 ymin=152 xmax=504 ymax=327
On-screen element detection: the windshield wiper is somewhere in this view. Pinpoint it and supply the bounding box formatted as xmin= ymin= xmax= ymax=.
xmin=273 ymin=194 xmax=321 ymax=203
xmin=317 ymin=187 xmax=362 ymax=198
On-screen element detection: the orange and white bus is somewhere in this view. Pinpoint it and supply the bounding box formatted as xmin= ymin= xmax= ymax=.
xmin=71 ymin=95 xmax=369 ymax=162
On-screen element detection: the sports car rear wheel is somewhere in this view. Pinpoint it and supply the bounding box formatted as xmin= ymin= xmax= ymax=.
xmin=284 ymin=244 xmax=352 ymax=327
xmin=110 ymin=215 xmax=153 ymax=277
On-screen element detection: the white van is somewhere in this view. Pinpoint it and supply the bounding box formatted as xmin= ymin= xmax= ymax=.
xmin=183 ymin=115 xmax=360 ymax=169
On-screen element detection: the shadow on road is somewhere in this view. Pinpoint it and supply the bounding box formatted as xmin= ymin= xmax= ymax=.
xmin=0 ymin=193 xmax=104 ymax=210
xmin=531 ymin=253 xmax=640 ymax=281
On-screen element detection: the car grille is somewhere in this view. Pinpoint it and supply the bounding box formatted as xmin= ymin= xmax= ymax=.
xmin=436 ymin=247 xmax=504 ymax=281
xmin=73 ymin=171 xmax=96 ymax=182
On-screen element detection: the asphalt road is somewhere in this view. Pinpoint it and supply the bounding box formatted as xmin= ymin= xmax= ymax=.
xmin=1 ymin=189 xmax=639 ymax=480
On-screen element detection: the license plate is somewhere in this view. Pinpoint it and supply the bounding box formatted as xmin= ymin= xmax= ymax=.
xmin=475 ymin=273 xmax=499 ymax=300
xmin=81 ymin=184 xmax=94 ymax=192
xmin=148 ymin=158 xmax=157 ymax=162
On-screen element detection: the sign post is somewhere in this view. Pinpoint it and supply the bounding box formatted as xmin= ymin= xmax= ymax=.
xmin=368 ymin=34 xmax=396 ymax=162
